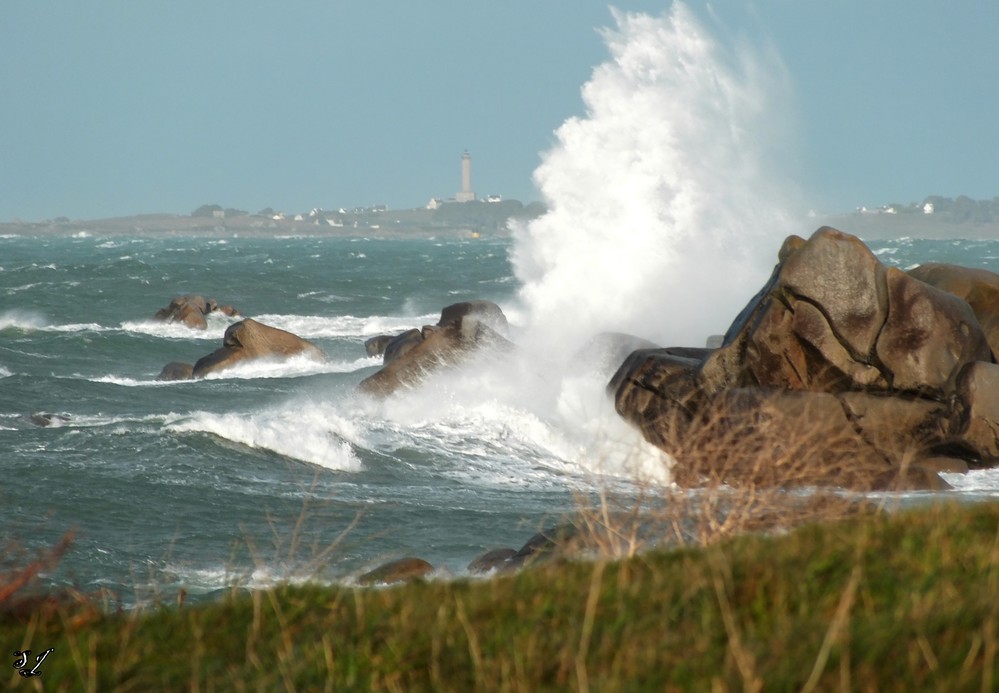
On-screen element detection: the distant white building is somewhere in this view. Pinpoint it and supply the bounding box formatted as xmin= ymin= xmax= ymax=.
xmin=486 ymin=194 xmax=502 ymax=203
xmin=427 ymin=198 xmax=444 ymax=210
xmin=924 ymin=202 xmax=935 ymax=214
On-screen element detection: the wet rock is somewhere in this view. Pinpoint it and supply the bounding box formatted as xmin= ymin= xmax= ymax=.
xmin=364 ymin=334 xmax=395 ymax=358
xmin=382 ymin=328 xmax=424 ymax=364
xmin=357 ymin=309 xmax=514 ymax=397
xmin=29 ymin=412 xmax=69 ymax=428
xmin=191 ymin=318 xmax=326 ymax=378
xmin=467 ymin=548 xmax=517 ymax=575
xmin=439 ymin=300 xmax=508 ymax=336
xmin=357 ymin=557 xmax=434 ymax=585
xmin=153 ymin=294 xmax=240 ymax=330
xmin=157 ymin=361 xmax=194 ymax=381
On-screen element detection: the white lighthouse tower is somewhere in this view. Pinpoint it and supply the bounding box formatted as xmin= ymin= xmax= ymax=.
xmin=455 ymin=150 xmax=476 ymax=202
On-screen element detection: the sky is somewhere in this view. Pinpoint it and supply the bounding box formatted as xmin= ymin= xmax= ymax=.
xmin=2 ymin=1 xmax=998 ymax=221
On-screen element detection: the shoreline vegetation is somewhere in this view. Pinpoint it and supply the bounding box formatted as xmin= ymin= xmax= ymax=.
xmin=5 ymin=193 xmax=999 ymax=240
xmin=3 ymin=499 xmax=998 ymax=689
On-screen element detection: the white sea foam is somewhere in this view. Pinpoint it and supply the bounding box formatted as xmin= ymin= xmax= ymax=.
xmin=251 ymin=313 xmax=435 ymax=339
xmin=119 ymin=316 xmax=232 ymax=340
xmin=0 ymin=310 xmax=49 ymax=331
xmin=511 ymin=3 xmax=797 ymax=353
xmin=199 ymin=353 xmax=374 ymax=381
xmin=0 ymin=366 xmax=11 ymax=378
xmin=940 ymin=469 xmax=999 ymax=497
xmin=357 ymin=353 xmax=672 ymax=487
xmin=165 ymin=404 xmax=364 ymax=471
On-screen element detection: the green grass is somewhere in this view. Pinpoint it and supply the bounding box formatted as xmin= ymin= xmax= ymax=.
xmin=4 ymin=500 xmax=999 ymax=691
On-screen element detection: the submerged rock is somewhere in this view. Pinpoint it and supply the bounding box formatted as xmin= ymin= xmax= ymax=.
xmin=357 ymin=557 xmax=434 ymax=585
xmin=467 ymin=548 xmax=518 ymax=575
xmin=157 ymin=361 xmax=194 ymax=381
xmin=29 ymin=412 xmax=69 ymax=428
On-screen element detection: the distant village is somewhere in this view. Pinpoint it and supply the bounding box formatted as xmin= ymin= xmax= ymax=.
xmin=9 ymin=152 xmax=547 ymax=237
xmin=849 ymin=195 xmax=999 ymax=224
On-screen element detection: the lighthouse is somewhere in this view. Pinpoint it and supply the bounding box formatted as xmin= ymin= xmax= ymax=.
xmin=455 ymin=150 xmax=476 ymax=202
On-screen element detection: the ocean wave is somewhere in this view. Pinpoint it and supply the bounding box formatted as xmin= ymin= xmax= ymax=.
xmin=940 ymin=468 xmax=999 ymax=496
xmin=0 ymin=309 xmax=50 ymax=331
xmin=164 ymin=406 xmax=365 ymax=471
xmin=251 ymin=313 xmax=436 ymax=339
xmin=0 ymin=309 xmax=109 ymax=334
xmin=199 ymin=354 xmax=377 ymax=381
xmin=89 ymin=354 xmax=378 ymax=386
xmin=355 ymin=364 xmax=672 ymax=488
xmin=119 ymin=316 xmax=231 ymax=340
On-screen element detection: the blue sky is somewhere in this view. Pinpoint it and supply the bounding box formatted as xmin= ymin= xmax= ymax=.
xmin=2 ymin=1 xmax=997 ymax=221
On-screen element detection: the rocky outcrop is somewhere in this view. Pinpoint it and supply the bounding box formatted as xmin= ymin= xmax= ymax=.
xmin=357 ymin=300 xmax=513 ymax=396
xmin=156 ymin=319 xmax=325 ymax=380
xmin=191 ymin=319 xmax=325 ymax=378
xmin=153 ymin=294 xmax=240 ymax=330
xmin=611 ymin=227 xmax=999 ymax=491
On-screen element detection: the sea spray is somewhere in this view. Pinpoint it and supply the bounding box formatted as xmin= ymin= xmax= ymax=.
xmin=511 ymin=2 xmax=797 ymax=353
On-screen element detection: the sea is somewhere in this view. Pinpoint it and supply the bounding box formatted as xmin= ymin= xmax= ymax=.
xmin=2 ymin=230 xmax=999 ymax=606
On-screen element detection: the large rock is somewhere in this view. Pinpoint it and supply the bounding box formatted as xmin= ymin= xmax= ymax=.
xmin=907 ymin=262 xmax=999 ymax=359
xmin=951 ymin=360 xmax=999 ymax=463
xmin=191 ymin=318 xmax=325 ymax=378
xmin=612 ymin=227 xmax=997 ymax=489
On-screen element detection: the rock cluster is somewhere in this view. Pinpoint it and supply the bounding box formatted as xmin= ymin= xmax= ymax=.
xmin=358 ymin=300 xmax=513 ymax=396
xmin=153 ymin=294 xmax=239 ymax=330
xmin=610 ymin=227 xmax=999 ymax=491
xmin=355 ymin=523 xmax=583 ymax=586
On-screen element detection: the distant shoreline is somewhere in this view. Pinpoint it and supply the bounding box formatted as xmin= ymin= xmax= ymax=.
xmin=4 ymin=210 xmax=999 ymax=241
xmin=0 ymin=213 xmax=504 ymax=240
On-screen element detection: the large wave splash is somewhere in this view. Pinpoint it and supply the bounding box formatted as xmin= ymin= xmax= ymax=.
xmin=511 ymin=3 xmax=797 ymax=352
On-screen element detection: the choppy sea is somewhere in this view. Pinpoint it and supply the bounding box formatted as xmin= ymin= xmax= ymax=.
xmin=2 ymin=231 xmax=999 ymax=605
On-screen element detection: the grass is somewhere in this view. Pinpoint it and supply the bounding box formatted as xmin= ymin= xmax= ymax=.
xmin=3 ymin=499 xmax=998 ymax=691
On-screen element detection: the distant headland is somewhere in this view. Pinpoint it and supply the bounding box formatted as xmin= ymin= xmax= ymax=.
xmin=0 ymin=198 xmax=548 ymax=239
xmin=5 ymin=194 xmax=999 ymax=240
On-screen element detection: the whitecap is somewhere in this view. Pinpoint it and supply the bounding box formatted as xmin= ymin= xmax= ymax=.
xmin=164 ymin=405 xmax=364 ymax=471
xmin=0 ymin=309 xmax=49 ymax=331
xmin=119 ymin=313 xmax=234 ymax=340
xmin=251 ymin=313 xmax=436 ymax=339
xmin=199 ymin=353 xmax=373 ymax=381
